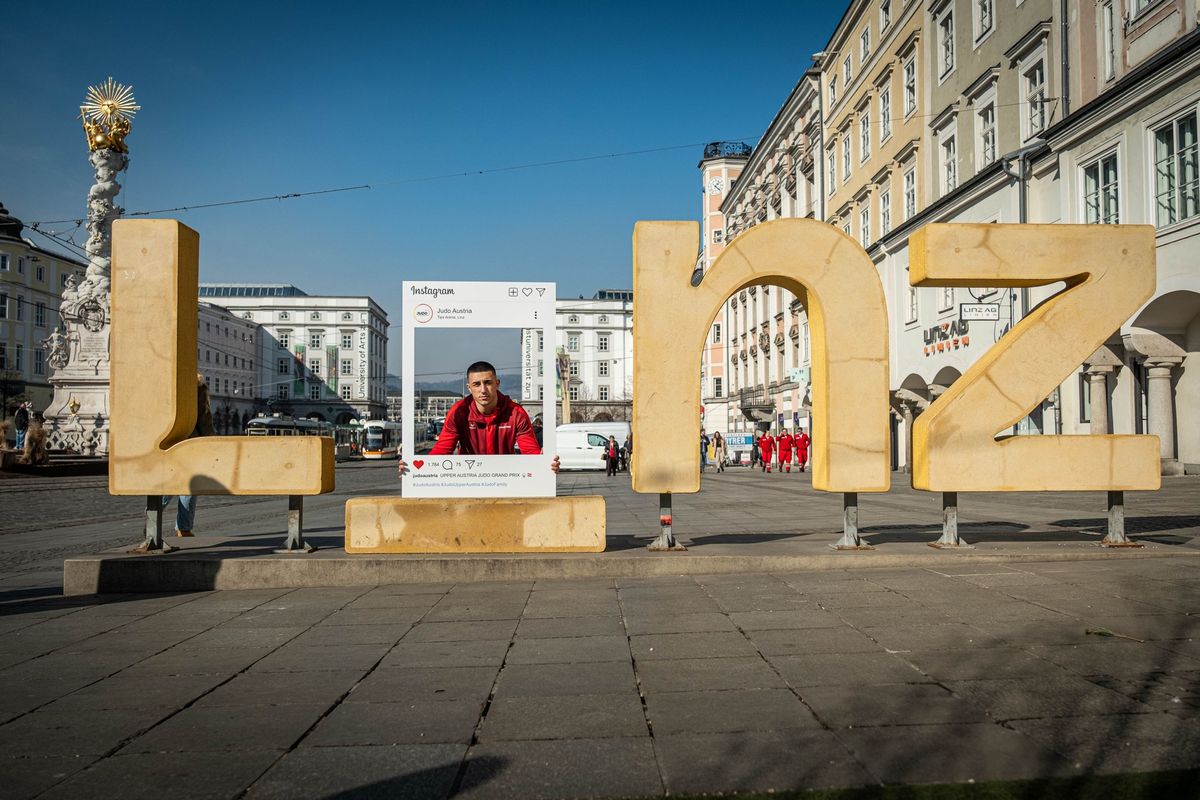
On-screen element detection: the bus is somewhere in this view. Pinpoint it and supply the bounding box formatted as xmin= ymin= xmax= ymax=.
xmin=362 ymin=420 xmax=402 ymax=459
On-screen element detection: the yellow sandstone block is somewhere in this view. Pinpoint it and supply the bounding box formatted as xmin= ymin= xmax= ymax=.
xmin=631 ymin=219 xmax=890 ymax=494
xmin=344 ymin=496 xmax=607 ymax=553
xmin=910 ymin=224 xmax=1160 ymax=492
xmin=109 ymin=220 xmax=334 ymax=496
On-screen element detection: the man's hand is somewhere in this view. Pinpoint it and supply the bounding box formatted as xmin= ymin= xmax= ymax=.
xmin=397 ymin=460 xmax=409 ymax=477
xmin=551 ymin=455 xmax=560 ymax=474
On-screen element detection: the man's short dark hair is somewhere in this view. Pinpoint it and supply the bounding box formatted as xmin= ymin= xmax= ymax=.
xmin=466 ymin=361 xmax=497 ymax=378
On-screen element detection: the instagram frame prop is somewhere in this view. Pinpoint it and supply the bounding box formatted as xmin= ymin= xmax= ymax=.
xmin=400 ymin=281 xmax=557 ymax=499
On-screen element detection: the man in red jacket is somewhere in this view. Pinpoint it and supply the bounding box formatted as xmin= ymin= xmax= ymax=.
xmin=795 ymin=428 xmax=811 ymax=472
xmin=777 ymin=430 xmax=795 ymax=473
xmin=758 ymin=433 xmax=774 ymax=473
xmin=399 ymin=361 xmax=559 ymax=474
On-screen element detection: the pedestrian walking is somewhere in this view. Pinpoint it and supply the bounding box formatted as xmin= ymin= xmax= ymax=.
xmin=604 ymin=435 xmax=620 ymax=477
xmin=620 ymin=434 xmax=632 ymax=472
xmin=161 ymin=374 xmax=216 ymax=538
xmin=13 ymin=402 xmax=31 ymax=451
xmin=750 ymin=436 xmax=759 ymax=468
xmin=777 ymin=430 xmax=795 ymax=473
xmin=796 ymin=428 xmax=811 ymax=472
xmin=713 ymin=431 xmax=727 ymax=472
xmin=758 ymin=433 xmax=774 ymax=473
xmin=699 ymin=428 xmax=710 ymax=472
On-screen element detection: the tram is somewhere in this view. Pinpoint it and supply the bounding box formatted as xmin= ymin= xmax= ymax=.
xmin=361 ymin=420 xmax=402 ymax=459
xmin=245 ymin=416 xmax=334 ymax=438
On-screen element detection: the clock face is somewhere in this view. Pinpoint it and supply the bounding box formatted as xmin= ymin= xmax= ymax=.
xmin=708 ymin=177 xmax=724 ymax=194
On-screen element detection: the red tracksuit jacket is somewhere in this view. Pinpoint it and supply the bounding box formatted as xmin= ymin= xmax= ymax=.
xmin=430 ymin=393 xmax=542 ymax=455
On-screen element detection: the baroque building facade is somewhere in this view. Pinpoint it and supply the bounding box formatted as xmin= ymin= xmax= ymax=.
xmin=197 ymin=301 xmax=260 ymax=433
xmin=521 ymin=289 xmax=633 ymax=423
xmin=701 ymin=0 xmax=1199 ymax=473
xmin=0 ymin=202 xmax=86 ymax=421
xmin=199 ymin=284 xmax=389 ymax=423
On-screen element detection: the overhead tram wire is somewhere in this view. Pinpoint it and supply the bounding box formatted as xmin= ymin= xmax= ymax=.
xmin=28 ymin=136 xmax=761 ymax=226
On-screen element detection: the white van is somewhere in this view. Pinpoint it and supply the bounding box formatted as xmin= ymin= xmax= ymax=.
xmin=555 ymin=422 xmax=631 ymax=470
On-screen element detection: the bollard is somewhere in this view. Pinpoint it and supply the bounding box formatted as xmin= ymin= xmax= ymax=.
xmin=831 ymin=492 xmax=874 ymax=550
xmin=930 ymin=492 xmax=972 ymax=549
xmin=1101 ymin=490 xmax=1141 ymax=548
xmin=129 ymin=496 xmax=177 ymax=554
xmin=277 ymin=495 xmax=317 ymax=553
xmin=648 ymin=492 xmax=686 ymax=551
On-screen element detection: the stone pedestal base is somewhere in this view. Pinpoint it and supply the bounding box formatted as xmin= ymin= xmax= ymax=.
xmin=42 ymin=321 xmax=110 ymax=456
xmin=1162 ymin=458 xmax=1186 ymax=477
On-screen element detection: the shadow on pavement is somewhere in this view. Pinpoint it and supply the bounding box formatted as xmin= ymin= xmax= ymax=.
xmin=316 ymin=756 xmax=507 ymax=800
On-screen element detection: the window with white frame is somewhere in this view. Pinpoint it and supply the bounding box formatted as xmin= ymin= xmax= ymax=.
xmin=880 ymin=0 xmax=891 ymax=29
xmin=940 ymin=286 xmax=954 ymax=311
xmin=907 ymin=284 xmax=919 ymax=323
xmin=861 ymin=29 xmax=870 ymax=60
xmin=1153 ymin=112 xmax=1199 ymax=227
xmin=341 ymin=358 xmax=353 ymax=376
xmin=1083 ymin=152 xmax=1120 ymax=224
xmin=713 ymin=377 xmax=723 ymax=397
xmin=880 ymin=188 xmax=892 ymax=235
xmin=827 ymin=150 xmax=837 ymax=194
xmin=978 ymin=101 xmax=997 ymax=165
xmin=0 ymin=255 xmax=7 ymax=271
xmin=35 ymin=265 xmax=44 ymax=282
xmin=341 ymin=384 xmax=352 ymax=400
xmin=880 ymin=86 xmax=892 ymax=140
xmin=841 ymin=137 xmax=851 ymax=180
xmin=597 ymin=333 xmax=610 ymax=352
xmin=35 ymin=349 xmax=44 ymax=376
xmin=903 ymin=168 xmax=917 ymax=219
xmin=1023 ymin=59 xmax=1047 ymax=137
xmin=35 ymin=301 xmax=46 ymax=328
xmin=712 ymin=323 xmax=721 ymax=343
xmin=903 ymin=57 xmax=917 ymax=116
xmin=860 ymin=207 xmax=870 ymax=247
xmin=829 ymin=76 xmax=837 ymax=107
xmin=843 ymin=221 xmax=852 ymax=235
xmin=860 ymin=109 xmax=871 ymax=161
xmin=567 ymin=333 xmax=580 ymax=352
xmin=802 ymin=321 xmax=810 ymax=362
xmin=309 ymin=358 xmax=321 ymax=375
xmin=1101 ymin=2 xmax=1116 ymax=81
xmin=843 ymin=55 xmax=852 ymax=85
xmin=975 ymin=0 xmax=994 ymax=40
xmin=278 ymin=385 xmax=289 ymax=400
xmin=309 ymin=383 xmax=321 ymax=400
xmin=568 ymin=385 xmax=579 ymax=401
xmin=941 ymin=133 xmax=958 ymax=193
xmin=341 ymin=333 xmax=353 ymax=349
xmin=309 ymin=332 xmax=322 ymax=349
xmin=598 ymin=386 xmax=610 ymax=401
xmin=0 ymin=292 xmax=7 ymax=320
xmin=598 ymin=360 xmax=609 ymax=377
xmin=279 ymin=332 xmax=290 ymax=349
xmin=938 ymin=9 xmax=955 ymax=77
xmin=569 ymin=361 xmax=579 ymax=377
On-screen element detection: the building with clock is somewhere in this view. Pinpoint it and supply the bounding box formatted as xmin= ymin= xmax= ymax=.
xmin=198 ymin=284 xmax=389 ymax=423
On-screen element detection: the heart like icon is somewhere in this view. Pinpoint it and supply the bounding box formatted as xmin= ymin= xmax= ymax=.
xmin=412 ymin=460 xmax=425 ymax=470
xmin=521 ymin=287 xmax=533 ymax=296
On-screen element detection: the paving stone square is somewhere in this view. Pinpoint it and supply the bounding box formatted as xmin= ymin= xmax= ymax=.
xmin=643 ymin=688 xmax=821 ymax=734
xmin=477 ymin=693 xmax=648 ymax=741
xmin=305 ymin=698 xmax=483 ymax=746
xmin=245 ymin=744 xmax=465 ymax=800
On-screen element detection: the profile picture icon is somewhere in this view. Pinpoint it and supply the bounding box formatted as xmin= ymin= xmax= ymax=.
xmin=413 ymin=304 xmax=433 ymax=323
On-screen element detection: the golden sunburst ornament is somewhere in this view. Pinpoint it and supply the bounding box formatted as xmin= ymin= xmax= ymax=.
xmin=80 ymin=78 xmax=139 ymax=153
xmin=81 ymin=77 xmax=140 ymax=124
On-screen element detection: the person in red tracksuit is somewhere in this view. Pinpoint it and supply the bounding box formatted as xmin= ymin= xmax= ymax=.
xmin=795 ymin=428 xmax=811 ymax=472
xmin=398 ymin=361 xmax=560 ymax=475
xmin=777 ymin=430 xmax=795 ymax=473
xmin=758 ymin=433 xmax=774 ymax=473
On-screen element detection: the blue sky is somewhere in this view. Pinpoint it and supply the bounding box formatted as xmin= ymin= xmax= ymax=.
xmin=3 ymin=1 xmax=841 ymax=373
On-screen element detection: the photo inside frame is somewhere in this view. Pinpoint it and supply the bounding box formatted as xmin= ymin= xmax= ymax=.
xmin=408 ymin=327 xmax=549 ymax=454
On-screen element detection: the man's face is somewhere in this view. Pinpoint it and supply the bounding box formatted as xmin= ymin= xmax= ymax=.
xmin=467 ymin=370 xmax=500 ymax=413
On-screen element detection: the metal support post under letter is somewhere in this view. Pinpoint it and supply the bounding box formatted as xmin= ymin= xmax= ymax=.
xmin=648 ymin=492 xmax=686 ymax=551
xmin=930 ymin=492 xmax=972 ymax=549
xmin=130 ymin=496 xmax=176 ymax=553
xmin=278 ymin=495 xmax=317 ymax=553
xmin=1101 ymin=491 xmax=1141 ymax=547
xmin=831 ymin=492 xmax=874 ymax=550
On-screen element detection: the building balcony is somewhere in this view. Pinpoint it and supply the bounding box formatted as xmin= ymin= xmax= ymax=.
xmin=738 ymin=386 xmax=776 ymax=423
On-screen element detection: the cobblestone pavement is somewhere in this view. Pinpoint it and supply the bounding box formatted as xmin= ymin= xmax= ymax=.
xmin=3 ymin=557 xmax=1200 ymax=798
xmin=3 ymin=465 xmax=1200 ymax=797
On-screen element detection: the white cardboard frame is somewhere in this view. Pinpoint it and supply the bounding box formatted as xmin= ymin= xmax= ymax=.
xmin=401 ymin=280 xmax=557 ymax=498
